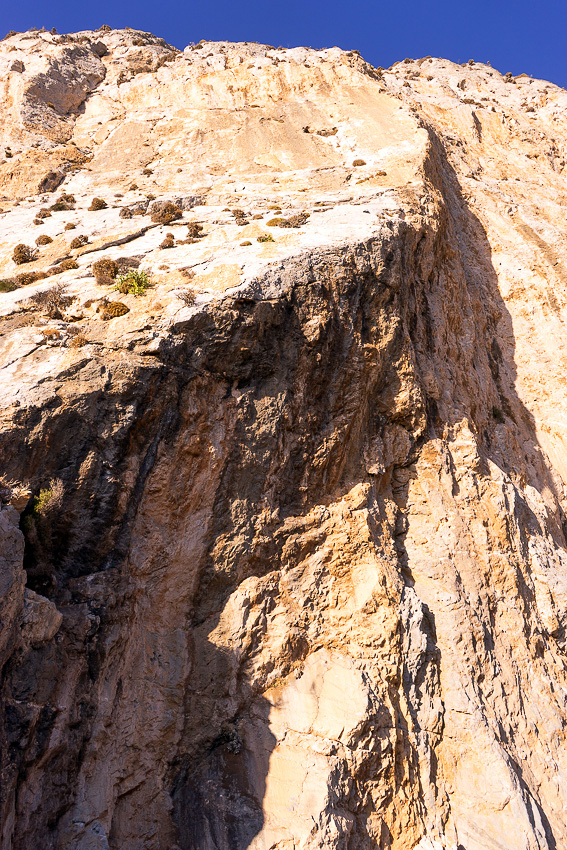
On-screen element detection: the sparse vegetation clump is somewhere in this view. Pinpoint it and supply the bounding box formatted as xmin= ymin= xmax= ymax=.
xmin=13 ymin=243 xmax=38 ymax=265
xmin=240 ymin=241 xmax=252 ymax=246
xmin=114 ymin=269 xmax=151 ymax=296
xmin=352 ymin=159 xmax=366 ymax=167
xmin=160 ymin=233 xmax=175 ymax=249
xmin=21 ymin=478 xmax=65 ymax=569
xmin=70 ymin=234 xmax=89 ymax=249
xmin=231 ymin=208 xmax=246 ymax=221
xmin=150 ymin=201 xmax=182 ymax=224
xmin=64 ymin=222 xmax=76 ymax=230
xmin=27 ymin=283 xmax=73 ymax=318
xmin=89 ymin=197 xmax=108 ymax=211
xmin=187 ymin=222 xmax=204 ymax=238
xmin=29 ymin=480 xmax=64 ymax=520
xmin=0 ymin=278 xmax=17 ymax=292
xmin=36 ymin=234 xmax=53 ymax=246
xmin=92 ymin=257 xmax=118 ymax=284
xmin=36 ymin=209 xmax=52 ymax=220
xmin=51 ymin=258 xmax=78 ymax=274
xmin=16 ymin=270 xmax=48 ymax=286
xmin=115 ymin=256 xmax=141 ymax=273
xmin=257 ymin=234 xmax=275 ymax=243
xmin=22 ymin=478 xmax=65 ymax=546
xmin=266 ymin=213 xmax=309 ymax=228
xmin=50 ymin=193 xmax=75 ymax=212
xmin=176 ymin=288 xmax=196 ymax=307
xmin=102 ymin=301 xmax=130 ymax=319
xmin=41 ymin=327 xmax=61 ymax=339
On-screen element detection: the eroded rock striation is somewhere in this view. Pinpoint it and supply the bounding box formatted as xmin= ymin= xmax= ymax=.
xmin=1 ymin=27 xmax=567 ymax=850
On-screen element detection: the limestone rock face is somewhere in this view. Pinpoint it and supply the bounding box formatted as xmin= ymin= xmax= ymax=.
xmin=1 ymin=28 xmax=567 ymax=850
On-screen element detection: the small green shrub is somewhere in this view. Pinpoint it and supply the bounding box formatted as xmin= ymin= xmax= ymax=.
xmin=22 ymin=479 xmax=64 ymax=537
xmin=114 ymin=269 xmax=151 ymax=296
xmin=64 ymin=222 xmax=76 ymax=230
xmin=257 ymin=234 xmax=274 ymax=243
xmin=89 ymin=197 xmax=108 ymax=211
xmin=0 ymin=278 xmax=17 ymax=292
xmin=36 ymin=234 xmax=53 ymax=246
xmin=13 ymin=243 xmax=38 ymax=265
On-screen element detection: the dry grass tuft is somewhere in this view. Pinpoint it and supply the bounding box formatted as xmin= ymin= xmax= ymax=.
xmin=27 ymin=283 xmax=73 ymax=318
xmin=102 ymin=301 xmax=129 ymax=319
xmin=13 ymin=244 xmax=38 ymax=265
xmin=150 ymin=201 xmax=182 ymax=224
xmin=89 ymin=197 xmax=108 ymax=211
xmin=92 ymin=257 xmax=118 ymax=284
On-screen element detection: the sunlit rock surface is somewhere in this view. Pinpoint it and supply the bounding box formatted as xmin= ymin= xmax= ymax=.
xmin=1 ymin=27 xmax=567 ymax=850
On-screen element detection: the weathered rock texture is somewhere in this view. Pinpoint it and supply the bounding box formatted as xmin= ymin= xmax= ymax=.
xmin=1 ymin=28 xmax=567 ymax=850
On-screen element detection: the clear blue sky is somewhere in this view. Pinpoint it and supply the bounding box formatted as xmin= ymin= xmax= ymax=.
xmin=5 ymin=0 xmax=567 ymax=89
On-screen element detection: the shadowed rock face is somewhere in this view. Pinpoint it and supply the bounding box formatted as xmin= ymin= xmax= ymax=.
xmin=1 ymin=28 xmax=567 ymax=850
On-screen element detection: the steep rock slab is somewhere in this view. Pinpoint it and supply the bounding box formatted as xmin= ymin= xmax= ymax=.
xmin=0 ymin=29 xmax=567 ymax=850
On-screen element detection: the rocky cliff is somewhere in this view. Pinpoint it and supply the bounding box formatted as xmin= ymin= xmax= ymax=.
xmin=1 ymin=26 xmax=567 ymax=850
